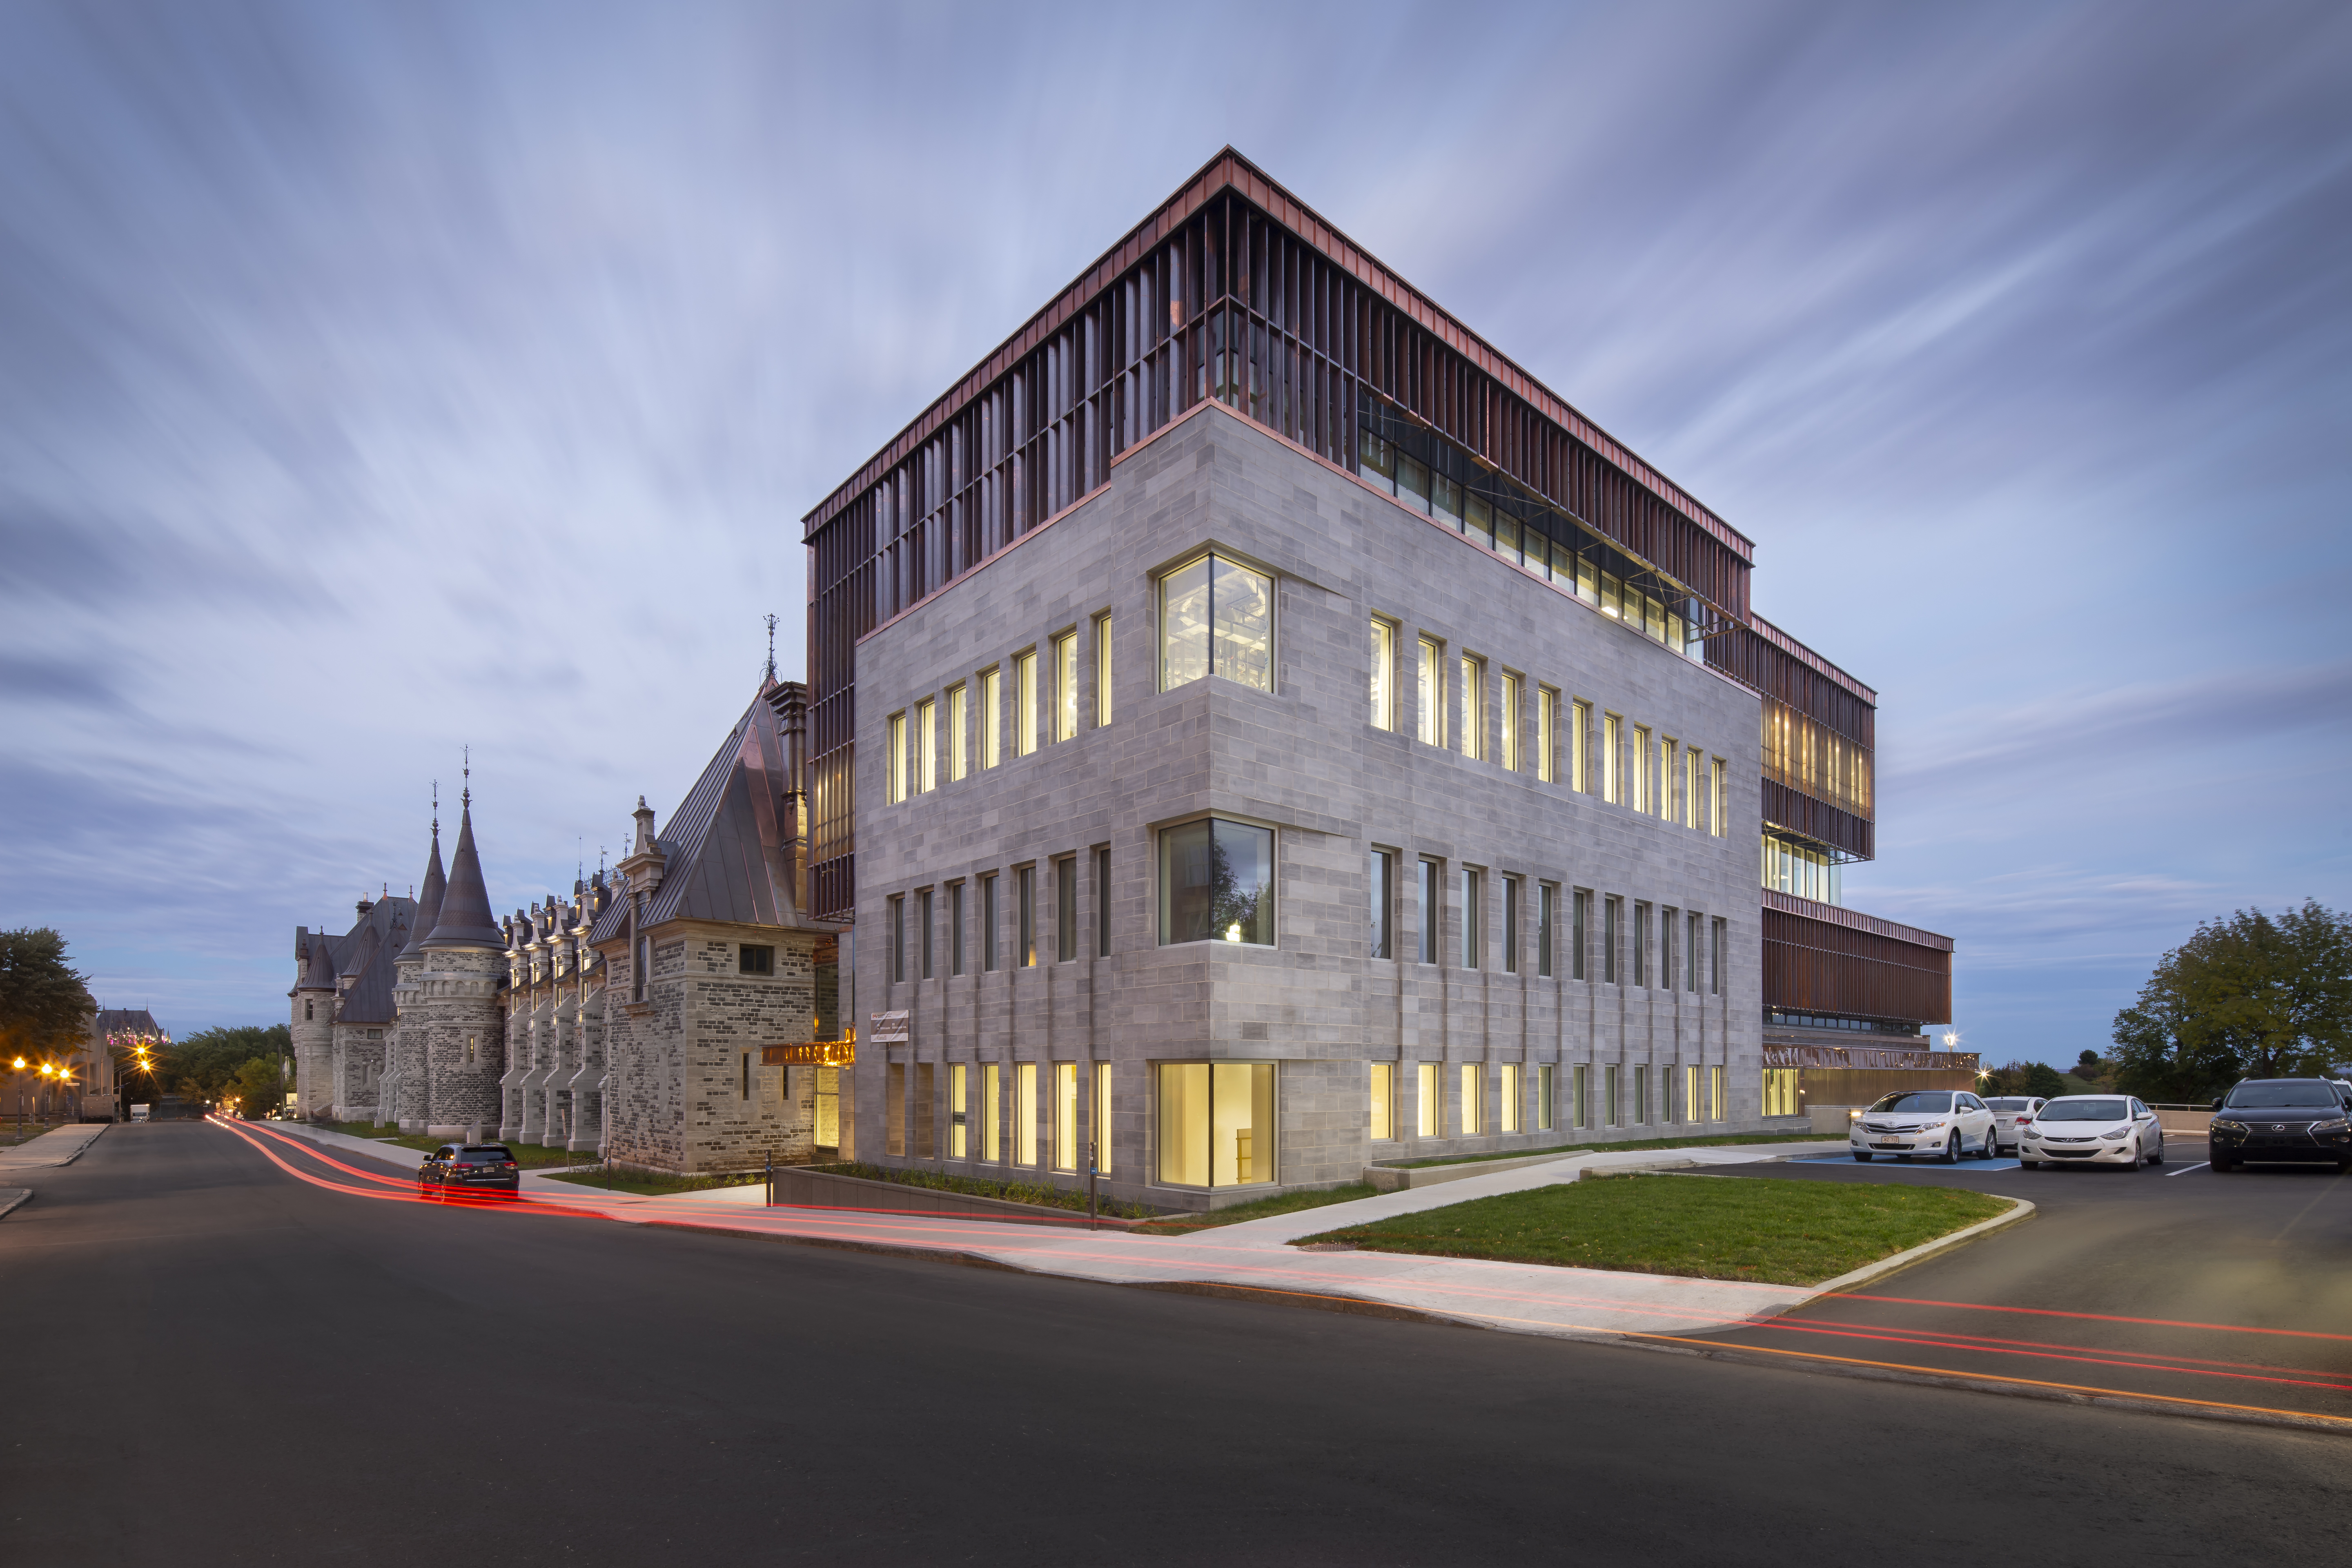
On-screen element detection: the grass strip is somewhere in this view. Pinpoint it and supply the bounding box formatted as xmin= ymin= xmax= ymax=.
xmin=1381 ymin=1131 xmax=1831 ymax=1170
xmin=540 ymin=1168 xmax=766 ymax=1196
xmin=1298 ymin=1174 xmax=2009 ymax=1286
xmin=1132 ymin=1183 xmax=1381 ymax=1234
xmin=312 ymin=1123 xmax=586 ymax=1169
xmin=804 ymin=1162 xmax=1162 ymax=1220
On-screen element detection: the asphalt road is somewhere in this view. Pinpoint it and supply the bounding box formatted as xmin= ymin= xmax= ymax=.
xmin=3 ymin=1123 xmax=2344 ymax=1567
xmin=1702 ymin=1139 xmax=2352 ymax=1421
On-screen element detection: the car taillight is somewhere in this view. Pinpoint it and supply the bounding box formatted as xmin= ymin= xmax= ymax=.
xmin=2015 ymin=1116 xmax=2031 ymax=1124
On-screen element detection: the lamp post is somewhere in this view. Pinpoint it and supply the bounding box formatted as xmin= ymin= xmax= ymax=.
xmin=10 ymin=1057 xmax=24 ymax=1144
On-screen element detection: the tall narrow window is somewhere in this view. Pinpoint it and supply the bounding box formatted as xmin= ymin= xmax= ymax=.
xmin=1500 ymin=1062 xmax=1520 ymax=1132
xmin=1601 ymin=714 xmax=1621 ymax=803
xmin=950 ymin=882 xmax=966 ymax=975
xmin=919 ymin=889 xmax=934 ymax=980
xmin=1635 ymin=1065 xmax=1650 ymax=1124
xmin=1052 ymin=630 xmax=1078 ymax=743
xmin=1419 ymin=858 xmax=1441 ymax=964
xmin=1094 ymin=1061 xmax=1113 ymax=1172
xmin=917 ymin=698 xmax=936 ymax=793
xmin=949 ymin=1063 xmax=968 ymax=1158
xmin=980 ymin=668 xmax=1002 ymax=769
xmin=948 ymin=684 xmax=968 ymax=782
xmin=1537 ymin=687 xmax=1558 ymax=782
xmin=1459 ymin=656 xmax=1484 ymax=760
xmin=886 ymin=712 xmax=908 ymax=804
xmin=1095 ymin=614 xmax=1114 ymax=727
xmin=1369 ymin=850 xmax=1394 ymax=960
xmin=1095 ymin=846 xmax=1111 ymax=958
xmin=1711 ymin=1065 xmax=1726 ymax=1121
xmin=1159 ymin=553 xmax=1274 ymax=692
xmin=1537 ymin=1064 xmax=1555 ymax=1131
xmin=1572 ymin=699 xmax=1592 ymax=791
xmin=1018 ymin=865 xmax=1036 ymax=967
xmin=1632 ymin=727 xmax=1652 ymax=813
xmin=1500 ymin=672 xmax=1520 ymax=770
xmin=1660 ymin=908 xmax=1675 ymax=994
xmin=1016 ymin=1062 xmax=1038 ymax=1165
xmin=1685 ymin=746 xmax=1701 ymax=830
xmin=1711 ymin=757 xmax=1728 ymax=836
xmin=1417 ymin=638 xmax=1444 ymax=747
xmin=1459 ymin=1064 xmax=1484 ymax=1136
xmin=1369 ymin=1062 xmax=1394 ymax=1140
xmin=1417 ymin=1062 xmax=1440 ymax=1138
xmin=982 ymin=1062 xmax=1002 ymax=1160
xmin=1056 ymin=856 xmax=1076 ymax=962
xmin=1686 ymin=1065 xmax=1701 ymax=1126
xmin=1657 ymin=735 xmax=1673 ymax=819
xmin=1633 ymin=902 xmax=1650 ymax=987
xmin=1604 ymin=896 xmax=1621 ymax=984
xmin=1605 ymin=1063 xmax=1621 ymax=1126
xmin=1712 ymin=917 xmax=1726 ymax=995
xmin=1370 ymin=619 xmax=1396 ymax=730
xmin=1572 ymin=890 xmax=1590 ymax=980
xmin=1572 ymin=1063 xmax=1588 ymax=1127
xmin=1014 ymin=650 xmax=1038 ymax=757
xmin=1538 ymin=884 xmax=1557 ymax=978
xmin=981 ymin=874 xmax=999 ymax=971
xmin=1503 ymin=878 xmax=1520 ymax=974
xmin=1462 ymin=868 xmax=1482 ymax=969
xmin=1688 ymin=912 xmax=1702 ymax=991
xmin=889 ymin=895 xmax=905 ymax=983
xmin=1054 ymin=1062 xmax=1078 ymax=1171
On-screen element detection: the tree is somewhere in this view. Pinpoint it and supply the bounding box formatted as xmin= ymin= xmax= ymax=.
xmin=2022 ymin=1062 xmax=2066 ymax=1099
xmin=227 ymin=1056 xmax=286 ymax=1118
xmin=2112 ymin=901 xmax=2352 ymax=1101
xmin=160 ymin=1025 xmax=293 ymax=1109
xmin=0 ymin=928 xmax=96 ymax=1063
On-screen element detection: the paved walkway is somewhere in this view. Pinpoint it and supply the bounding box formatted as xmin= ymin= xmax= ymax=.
xmin=255 ymin=1123 xmax=1885 ymax=1339
xmin=0 ymin=1122 xmax=107 ymax=1170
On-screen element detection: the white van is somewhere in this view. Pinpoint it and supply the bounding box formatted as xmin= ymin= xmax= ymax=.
xmin=130 ymin=1104 xmax=151 ymax=1123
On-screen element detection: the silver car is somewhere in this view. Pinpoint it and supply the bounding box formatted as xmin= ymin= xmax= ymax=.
xmin=1981 ymin=1096 xmax=2047 ymax=1155
xmin=2019 ymin=1096 xmax=2164 ymax=1169
xmin=1850 ymin=1090 xmax=2000 ymax=1163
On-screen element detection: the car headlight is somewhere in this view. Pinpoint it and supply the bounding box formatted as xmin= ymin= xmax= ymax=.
xmin=2103 ymin=1127 xmax=2133 ymax=1140
xmin=2211 ymin=1119 xmax=2241 ymax=1131
xmin=1916 ymin=1120 xmax=1945 ymax=1130
xmin=2311 ymin=1118 xmax=2350 ymax=1134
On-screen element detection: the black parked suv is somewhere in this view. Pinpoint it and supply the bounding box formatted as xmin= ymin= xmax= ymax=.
xmin=2207 ymin=1080 xmax=2352 ymax=1173
xmin=418 ymin=1143 xmax=523 ymax=1199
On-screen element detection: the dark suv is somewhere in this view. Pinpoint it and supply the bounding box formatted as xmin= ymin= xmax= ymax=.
xmin=2207 ymin=1080 xmax=2352 ymax=1173
xmin=418 ymin=1143 xmax=522 ymax=1200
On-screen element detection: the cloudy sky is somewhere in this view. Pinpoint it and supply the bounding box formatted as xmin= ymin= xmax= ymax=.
xmin=3 ymin=0 xmax=2345 ymax=1061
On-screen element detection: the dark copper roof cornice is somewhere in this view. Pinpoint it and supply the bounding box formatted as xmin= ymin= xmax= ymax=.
xmin=801 ymin=147 xmax=1752 ymax=563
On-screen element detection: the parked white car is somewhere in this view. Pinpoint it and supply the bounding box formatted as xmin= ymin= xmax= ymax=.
xmin=1982 ymin=1096 xmax=2048 ymax=1155
xmin=1850 ymin=1090 xmax=2000 ymax=1163
xmin=2019 ymin=1096 xmax=2164 ymax=1169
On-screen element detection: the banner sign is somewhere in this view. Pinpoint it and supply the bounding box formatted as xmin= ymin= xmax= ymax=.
xmin=868 ymin=1010 xmax=910 ymax=1044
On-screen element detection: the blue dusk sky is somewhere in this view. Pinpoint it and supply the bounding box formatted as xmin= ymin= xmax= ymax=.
xmin=2 ymin=1 xmax=2345 ymax=1062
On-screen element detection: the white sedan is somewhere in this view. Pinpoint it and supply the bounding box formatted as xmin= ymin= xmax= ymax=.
xmin=2019 ymin=1096 xmax=2165 ymax=1169
xmin=1850 ymin=1090 xmax=2000 ymax=1163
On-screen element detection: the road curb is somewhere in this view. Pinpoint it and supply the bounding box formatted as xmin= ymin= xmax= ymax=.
xmin=0 ymin=1188 xmax=30 ymax=1219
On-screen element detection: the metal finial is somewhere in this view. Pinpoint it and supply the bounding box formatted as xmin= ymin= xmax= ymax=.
xmin=764 ymin=612 xmax=779 ymax=683
xmin=462 ymin=745 xmax=471 ymax=811
xmin=432 ymin=780 xmax=439 ymax=837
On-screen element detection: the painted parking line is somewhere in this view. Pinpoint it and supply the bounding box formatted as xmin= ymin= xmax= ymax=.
xmin=1795 ymin=1155 xmax=2024 ymax=1172
xmin=2165 ymin=1161 xmax=2211 ymax=1176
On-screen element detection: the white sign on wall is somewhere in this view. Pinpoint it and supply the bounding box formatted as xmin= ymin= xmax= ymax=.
xmin=869 ymin=1010 xmax=909 ymax=1044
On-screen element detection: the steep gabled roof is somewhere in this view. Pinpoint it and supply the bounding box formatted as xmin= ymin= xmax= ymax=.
xmin=336 ymin=934 xmax=399 ymax=1024
xmin=298 ymin=929 xmax=340 ymax=990
xmin=590 ymin=684 xmax=808 ymax=944
xmin=401 ymin=825 xmax=447 ymax=958
xmin=422 ymin=795 xmax=501 ymax=949
xmin=95 ymin=1008 xmax=162 ymax=1036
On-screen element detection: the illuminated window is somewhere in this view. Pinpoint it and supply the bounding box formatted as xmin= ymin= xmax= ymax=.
xmin=1417 ymin=1062 xmax=1440 ymax=1138
xmin=980 ymin=668 xmax=1001 ymax=769
xmin=1094 ymin=1062 xmax=1113 ymax=1172
xmin=1684 ymin=746 xmax=1701 ymax=830
xmin=1686 ymin=1065 xmax=1701 ymax=1124
xmin=1158 ymin=818 xmax=1273 ymax=946
xmin=886 ymin=712 xmax=907 ymax=804
xmin=1764 ymin=1069 xmax=1800 ymax=1118
xmin=1657 ymin=735 xmax=1674 ymax=820
xmin=982 ymin=1062 xmax=1001 ymax=1160
xmin=1052 ymin=630 xmax=1078 ymax=743
xmin=1369 ymin=619 xmax=1396 ymax=730
xmin=949 ymin=1063 xmax=968 ymax=1158
xmin=1160 ymin=553 xmax=1273 ymax=693
xmin=1369 ymin=1062 xmax=1394 ymax=1140
xmin=1054 ymin=1062 xmax=1078 ymax=1171
xmin=947 ymin=684 xmax=968 ymax=782
xmin=1016 ymin=1062 xmax=1038 ymax=1165
xmin=1460 ymin=656 xmax=1484 ymax=760
xmin=1632 ymin=726 xmax=1652 ymax=813
xmin=1095 ymin=614 xmax=1114 ymax=727
xmin=1571 ymin=699 xmax=1591 ymax=791
xmin=1537 ymin=687 xmax=1557 ymax=782
xmin=1499 ymin=1062 xmax=1520 ymax=1133
xmin=1501 ymin=671 xmax=1521 ymax=771
xmin=815 ymin=1065 xmax=840 ymax=1148
xmin=1417 ymin=637 xmax=1444 ymax=747
xmin=1155 ymin=1061 xmax=1274 ymax=1186
xmin=1460 ymin=1063 xmax=1484 ymax=1136
xmin=1601 ymin=713 xmax=1621 ymax=802
xmin=1710 ymin=1065 xmax=1726 ymax=1120
xmin=917 ymin=698 xmax=936 ymax=792
xmin=1711 ymin=757 xmax=1727 ymax=836
xmin=1014 ymin=650 xmax=1038 ymax=757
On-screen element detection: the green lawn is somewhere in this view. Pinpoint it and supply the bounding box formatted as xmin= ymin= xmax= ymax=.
xmin=1298 ymin=1174 xmax=2011 ymax=1286
xmin=540 ymin=1167 xmax=768 ymax=1197
xmin=1383 ymin=1131 xmax=1831 ymax=1171
xmin=307 ymin=1122 xmax=586 ymax=1169
xmin=804 ymin=1162 xmax=1163 ymax=1220
xmin=1134 ymin=1183 xmax=1380 ymax=1234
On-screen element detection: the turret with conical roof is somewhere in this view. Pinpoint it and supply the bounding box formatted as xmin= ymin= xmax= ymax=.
xmin=400 ymin=820 xmax=446 ymax=958
xmin=422 ymin=788 xmax=501 ymax=949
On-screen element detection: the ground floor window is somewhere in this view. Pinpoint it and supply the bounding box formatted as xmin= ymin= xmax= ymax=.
xmin=1459 ymin=1064 xmax=1484 ymax=1136
xmin=1156 ymin=1062 xmax=1275 ymax=1187
xmin=982 ymin=1063 xmax=1001 ymax=1161
xmin=1369 ymin=1062 xmax=1394 ymax=1140
xmin=1054 ymin=1062 xmax=1078 ymax=1171
xmin=1764 ymin=1068 xmax=1798 ymax=1117
xmin=1606 ymin=1064 xmax=1621 ymax=1126
xmin=1499 ymin=1063 xmax=1519 ymax=1132
xmin=1417 ymin=1062 xmax=1440 ymax=1138
xmin=1537 ymin=1064 xmax=1556 ymax=1131
xmin=1572 ymin=1063 xmax=1588 ymax=1128
xmin=949 ymin=1063 xmax=968 ymax=1158
xmin=1710 ymin=1065 xmax=1727 ymax=1120
xmin=1685 ymin=1065 xmax=1701 ymax=1125
xmin=1016 ymin=1063 xmax=1039 ymax=1165
xmin=815 ymin=1067 xmax=840 ymax=1147
xmin=1095 ymin=1062 xmax=1113 ymax=1173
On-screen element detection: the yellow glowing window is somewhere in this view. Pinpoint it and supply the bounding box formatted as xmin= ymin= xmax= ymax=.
xmin=1417 ymin=1062 xmax=1440 ymax=1138
xmin=1015 ymin=1062 xmax=1038 ymax=1165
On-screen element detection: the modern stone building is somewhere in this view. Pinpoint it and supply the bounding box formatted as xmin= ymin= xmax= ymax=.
xmin=799 ymin=150 xmax=1959 ymax=1209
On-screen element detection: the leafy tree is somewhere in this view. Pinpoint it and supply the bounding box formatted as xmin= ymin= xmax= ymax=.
xmin=2112 ymin=901 xmax=2352 ymax=1101
xmin=159 ymin=1025 xmax=292 ymax=1108
xmin=2022 ymin=1062 xmax=2066 ymax=1099
xmin=0 ymin=928 xmax=96 ymax=1063
xmin=226 ymin=1056 xmax=286 ymax=1118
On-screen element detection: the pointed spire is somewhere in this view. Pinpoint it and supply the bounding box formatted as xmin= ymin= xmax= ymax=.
xmin=299 ymin=927 xmax=338 ymax=990
xmin=422 ymin=764 xmax=500 ymax=949
xmin=399 ymin=791 xmax=448 ymax=958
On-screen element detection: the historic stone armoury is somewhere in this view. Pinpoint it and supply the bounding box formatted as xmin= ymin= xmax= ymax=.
xmin=410 ymin=788 xmax=507 ymax=1139
xmin=291 ymin=892 xmax=414 ymax=1123
xmin=497 ymin=877 xmax=612 ymax=1155
xmin=384 ymin=817 xmax=445 ymax=1132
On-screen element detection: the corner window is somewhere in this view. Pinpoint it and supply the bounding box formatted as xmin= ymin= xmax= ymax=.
xmin=1160 ymin=553 xmax=1273 ymax=693
xmin=1158 ymin=818 xmax=1274 ymax=946
xmin=1156 ymin=1062 xmax=1274 ymax=1187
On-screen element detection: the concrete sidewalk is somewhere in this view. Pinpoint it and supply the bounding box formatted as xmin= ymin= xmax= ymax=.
xmin=0 ymin=1122 xmax=107 ymax=1170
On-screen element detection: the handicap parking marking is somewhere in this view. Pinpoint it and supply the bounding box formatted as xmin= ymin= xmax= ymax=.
xmin=1794 ymin=1154 xmax=2024 ymax=1172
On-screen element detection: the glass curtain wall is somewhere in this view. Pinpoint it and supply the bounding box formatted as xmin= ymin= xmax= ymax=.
xmin=1155 ymin=1062 xmax=1275 ymax=1187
